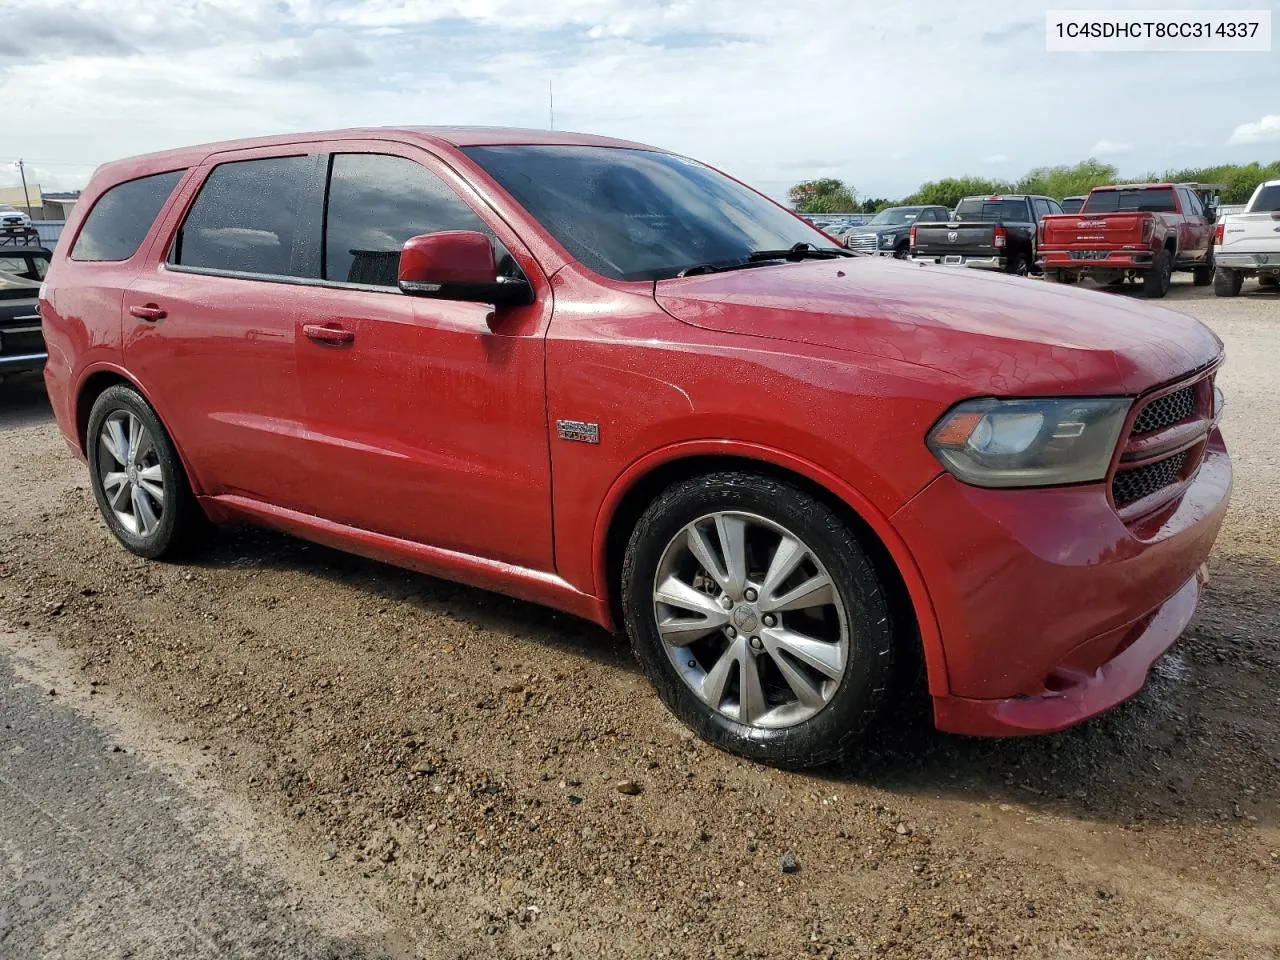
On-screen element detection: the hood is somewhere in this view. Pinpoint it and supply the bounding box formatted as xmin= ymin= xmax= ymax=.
xmin=655 ymin=257 xmax=1222 ymax=396
xmin=849 ymin=224 xmax=908 ymax=237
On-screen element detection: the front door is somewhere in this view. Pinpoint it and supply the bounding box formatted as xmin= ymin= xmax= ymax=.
xmin=288 ymin=147 xmax=555 ymax=571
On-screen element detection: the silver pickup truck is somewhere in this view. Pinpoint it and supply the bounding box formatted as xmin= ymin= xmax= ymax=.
xmin=0 ymin=247 xmax=49 ymax=379
xmin=1213 ymin=180 xmax=1280 ymax=297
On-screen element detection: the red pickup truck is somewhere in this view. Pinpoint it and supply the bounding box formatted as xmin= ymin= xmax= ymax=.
xmin=1038 ymin=183 xmax=1218 ymax=298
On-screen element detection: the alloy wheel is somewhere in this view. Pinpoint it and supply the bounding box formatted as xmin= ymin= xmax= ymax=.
xmin=652 ymin=511 xmax=850 ymax=728
xmin=97 ymin=410 xmax=166 ymax=537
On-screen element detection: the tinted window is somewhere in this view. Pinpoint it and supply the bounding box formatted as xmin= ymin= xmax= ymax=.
xmin=1061 ymin=198 xmax=1085 ymax=214
xmin=465 ymin=145 xmax=837 ymax=282
xmin=1182 ymin=189 xmax=1203 ymax=216
xmin=1032 ymin=199 xmax=1052 ymax=221
xmin=173 ymin=156 xmax=316 ymax=277
xmin=324 ymin=154 xmax=489 ymax=286
xmin=954 ymin=198 xmax=1030 ymax=222
xmin=1048 ymin=200 xmax=1063 ymax=215
xmin=1253 ymin=185 xmax=1280 ymax=212
xmin=1084 ymin=189 xmax=1176 ymax=213
xmin=70 ymin=170 xmax=184 ymax=262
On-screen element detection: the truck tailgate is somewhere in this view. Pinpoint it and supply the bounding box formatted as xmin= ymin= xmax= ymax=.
xmin=1040 ymin=212 xmax=1149 ymax=249
xmin=1219 ymin=212 xmax=1280 ymax=255
xmin=913 ymin=222 xmax=997 ymax=257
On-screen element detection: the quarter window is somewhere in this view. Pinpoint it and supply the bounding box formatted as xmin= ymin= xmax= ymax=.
xmin=70 ymin=170 xmax=185 ymax=262
xmin=323 ymin=154 xmax=490 ymax=287
xmin=172 ymin=156 xmax=317 ymax=278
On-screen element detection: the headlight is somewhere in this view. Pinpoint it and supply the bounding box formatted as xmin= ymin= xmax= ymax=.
xmin=879 ymin=232 xmax=898 ymax=246
xmin=927 ymin=397 xmax=1132 ymax=488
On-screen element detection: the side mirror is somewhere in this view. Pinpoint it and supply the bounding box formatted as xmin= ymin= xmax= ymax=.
xmin=398 ymin=230 xmax=533 ymax=307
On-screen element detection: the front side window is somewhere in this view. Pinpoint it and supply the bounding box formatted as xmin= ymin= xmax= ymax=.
xmin=464 ymin=145 xmax=837 ymax=282
xmin=323 ymin=154 xmax=490 ymax=287
xmin=71 ymin=170 xmax=185 ymax=262
xmin=172 ymin=156 xmax=316 ymax=278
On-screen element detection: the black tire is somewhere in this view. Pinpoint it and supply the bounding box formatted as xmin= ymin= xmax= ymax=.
xmin=1212 ymin=267 xmax=1243 ymax=298
xmin=1192 ymin=251 xmax=1214 ymax=286
xmin=1043 ymin=269 xmax=1078 ymax=285
xmin=893 ymin=242 xmax=909 ymax=260
xmin=621 ymin=472 xmax=895 ymax=769
xmin=86 ymin=384 xmax=211 ymax=559
xmin=1007 ymin=252 xmax=1030 ymax=276
xmin=1142 ymin=249 xmax=1173 ymax=298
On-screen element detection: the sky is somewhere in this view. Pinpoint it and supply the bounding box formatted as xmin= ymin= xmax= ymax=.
xmin=1 ymin=0 xmax=1278 ymax=203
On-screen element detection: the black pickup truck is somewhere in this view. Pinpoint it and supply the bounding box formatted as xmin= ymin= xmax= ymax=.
xmin=0 ymin=247 xmax=49 ymax=379
xmin=909 ymin=194 xmax=1064 ymax=276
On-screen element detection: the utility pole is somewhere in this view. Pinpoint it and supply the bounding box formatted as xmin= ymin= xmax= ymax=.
xmin=17 ymin=158 xmax=32 ymax=215
xmin=548 ymin=79 xmax=554 ymax=131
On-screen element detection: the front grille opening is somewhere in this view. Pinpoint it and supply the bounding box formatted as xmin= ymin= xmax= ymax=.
xmin=1112 ymin=451 xmax=1187 ymax=506
xmin=1132 ymin=386 xmax=1195 ymax=435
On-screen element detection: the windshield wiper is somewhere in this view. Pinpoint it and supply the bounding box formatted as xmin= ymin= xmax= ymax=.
xmin=747 ymin=242 xmax=854 ymax=262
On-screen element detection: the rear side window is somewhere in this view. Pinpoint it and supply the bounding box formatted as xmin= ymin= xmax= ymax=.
xmin=70 ymin=170 xmax=185 ymax=262
xmin=172 ymin=156 xmax=317 ymax=278
xmin=323 ymin=153 xmax=488 ymax=286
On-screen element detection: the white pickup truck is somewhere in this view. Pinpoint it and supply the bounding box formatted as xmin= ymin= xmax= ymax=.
xmin=1213 ymin=180 xmax=1280 ymax=297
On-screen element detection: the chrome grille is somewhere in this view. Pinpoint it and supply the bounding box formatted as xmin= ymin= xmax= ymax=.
xmin=845 ymin=234 xmax=879 ymax=252
xmin=1113 ymin=452 xmax=1187 ymax=506
xmin=1133 ymin=386 xmax=1195 ymax=434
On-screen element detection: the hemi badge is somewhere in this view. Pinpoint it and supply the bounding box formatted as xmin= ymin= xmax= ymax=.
xmin=556 ymin=420 xmax=600 ymax=444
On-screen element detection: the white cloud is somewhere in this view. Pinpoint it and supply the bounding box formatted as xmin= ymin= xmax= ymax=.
xmin=1 ymin=1 xmax=1276 ymax=199
xmin=1228 ymin=114 xmax=1280 ymax=146
xmin=1089 ymin=140 xmax=1133 ymax=157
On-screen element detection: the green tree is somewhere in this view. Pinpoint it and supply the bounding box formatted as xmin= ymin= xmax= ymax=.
xmin=1161 ymin=161 xmax=1280 ymax=204
xmin=904 ymin=176 xmax=1013 ymax=209
xmin=788 ymin=178 xmax=857 ymax=213
xmin=1015 ymin=159 xmax=1119 ymax=200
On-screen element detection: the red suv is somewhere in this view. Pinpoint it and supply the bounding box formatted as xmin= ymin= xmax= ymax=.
xmin=41 ymin=128 xmax=1231 ymax=767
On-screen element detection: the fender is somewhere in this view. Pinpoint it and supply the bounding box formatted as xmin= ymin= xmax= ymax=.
xmin=72 ymin=361 xmax=211 ymax=498
xmin=591 ymin=438 xmax=950 ymax=696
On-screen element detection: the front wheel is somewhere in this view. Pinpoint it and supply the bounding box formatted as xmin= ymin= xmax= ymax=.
xmin=1192 ymin=252 xmax=1214 ymax=286
xmin=621 ymin=472 xmax=895 ymax=769
xmin=1213 ymin=267 xmax=1243 ymax=298
xmin=87 ymin=385 xmax=210 ymax=559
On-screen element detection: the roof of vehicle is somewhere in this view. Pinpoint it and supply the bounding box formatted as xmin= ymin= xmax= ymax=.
xmin=1089 ymin=182 xmax=1224 ymax=192
xmin=88 ymin=127 xmax=664 ymax=183
xmin=957 ymin=194 xmax=1055 ymax=201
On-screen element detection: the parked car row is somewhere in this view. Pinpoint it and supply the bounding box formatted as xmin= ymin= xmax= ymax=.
xmin=908 ymin=194 xmax=1063 ymax=276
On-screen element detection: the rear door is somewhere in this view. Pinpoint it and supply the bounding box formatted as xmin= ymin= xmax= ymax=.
xmin=123 ymin=146 xmax=325 ymax=508
xmin=1177 ymin=188 xmax=1210 ymax=260
xmin=284 ymin=143 xmax=555 ymax=569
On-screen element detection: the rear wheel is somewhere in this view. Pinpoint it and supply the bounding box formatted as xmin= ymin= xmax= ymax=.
xmin=87 ymin=385 xmax=210 ymax=559
xmin=1213 ymin=267 xmax=1243 ymax=298
xmin=621 ymin=472 xmax=895 ymax=769
xmin=1007 ymin=252 xmax=1030 ymax=276
xmin=1142 ymin=249 xmax=1173 ymax=299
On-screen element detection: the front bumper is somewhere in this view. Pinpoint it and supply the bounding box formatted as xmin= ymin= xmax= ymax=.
xmin=910 ymin=254 xmax=1005 ymax=270
xmin=892 ymin=431 xmax=1230 ymax=737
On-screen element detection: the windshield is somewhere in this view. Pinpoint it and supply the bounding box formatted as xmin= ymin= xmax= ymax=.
xmin=1252 ymin=185 xmax=1280 ymax=212
xmin=1085 ymin=188 xmax=1176 ymax=213
xmin=954 ymin=198 xmax=1028 ymax=222
xmin=868 ymin=207 xmax=921 ymax=226
xmin=463 ymin=145 xmax=838 ymax=281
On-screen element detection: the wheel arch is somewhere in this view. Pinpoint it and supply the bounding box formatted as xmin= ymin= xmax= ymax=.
xmin=593 ymin=442 xmax=949 ymax=695
xmin=73 ymin=364 xmax=206 ymax=495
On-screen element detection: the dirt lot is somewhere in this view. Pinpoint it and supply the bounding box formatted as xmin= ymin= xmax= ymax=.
xmin=1 ymin=276 xmax=1278 ymax=959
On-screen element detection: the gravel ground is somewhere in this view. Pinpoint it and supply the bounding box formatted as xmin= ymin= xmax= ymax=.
xmin=1 ymin=275 xmax=1278 ymax=958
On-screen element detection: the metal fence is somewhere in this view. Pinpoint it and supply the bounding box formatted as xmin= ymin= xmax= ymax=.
xmin=32 ymin=221 xmax=66 ymax=248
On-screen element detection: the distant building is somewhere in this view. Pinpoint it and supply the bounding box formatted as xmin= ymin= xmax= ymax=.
xmin=0 ymin=184 xmax=80 ymax=220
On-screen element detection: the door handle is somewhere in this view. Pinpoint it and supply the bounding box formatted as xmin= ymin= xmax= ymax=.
xmin=129 ymin=304 xmax=167 ymax=322
xmin=303 ymin=324 xmax=356 ymax=345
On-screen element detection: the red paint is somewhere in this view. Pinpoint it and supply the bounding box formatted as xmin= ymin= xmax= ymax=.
xmin=399 ymin=230 xmax=497 ymax=287
xmin=40 ymin=128 xmax=1232 ymax=739
xmin=1039 ymin=182 xmax=1215 ymax=280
